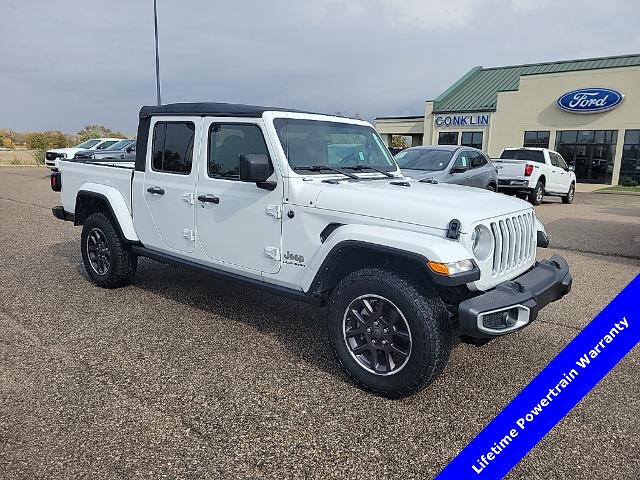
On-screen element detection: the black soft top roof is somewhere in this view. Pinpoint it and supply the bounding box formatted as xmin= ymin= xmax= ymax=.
xmin=139 ymin=102 xmax=318 ymax=118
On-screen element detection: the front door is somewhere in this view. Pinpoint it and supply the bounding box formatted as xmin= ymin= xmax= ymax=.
xmin=195 ymin=120 xmax=283 ymax=274
xmin=139 ymin=118 xmax=200 ymax=253
xmin=448 ymin=150 xmax=472 ymax=186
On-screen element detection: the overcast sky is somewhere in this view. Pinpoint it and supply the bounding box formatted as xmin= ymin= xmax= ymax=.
xmin=2 ymin=0 xmax=639 ymax=135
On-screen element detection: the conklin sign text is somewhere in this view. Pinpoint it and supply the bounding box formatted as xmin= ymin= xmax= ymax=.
xmin=434 ymin=114 xmax=490 ymax=127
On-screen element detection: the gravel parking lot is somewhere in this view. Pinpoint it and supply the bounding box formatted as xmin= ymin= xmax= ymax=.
xmin=1 ymin=167 xmax=638 ymax=479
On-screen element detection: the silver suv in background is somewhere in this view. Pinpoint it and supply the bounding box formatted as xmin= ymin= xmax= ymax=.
xmin=74 ymin=139 xmax=136 ymax=161
xmin=395 ymin=146 xmax=498 ymax=190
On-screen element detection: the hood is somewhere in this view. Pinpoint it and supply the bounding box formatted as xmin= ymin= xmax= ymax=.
xmin=313 ymin=179 xmax=531 ymax=233
xmin=47 ymin=147 xmax=83 ymax=155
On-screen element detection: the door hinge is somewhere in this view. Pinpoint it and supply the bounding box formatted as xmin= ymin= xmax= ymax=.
xmin=182 ymin=192 xmax=195 ymax=205
xmin=266 ymin=204 xmax=282 ymax=219
xmin=183 ymin=229 xmax=195 ymax=241
xmin=264 ymin=246 xmax=281 ymax=261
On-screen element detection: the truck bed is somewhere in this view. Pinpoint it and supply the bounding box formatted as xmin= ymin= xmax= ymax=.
xmin=59 ymin=159 xmax=135 ymax=215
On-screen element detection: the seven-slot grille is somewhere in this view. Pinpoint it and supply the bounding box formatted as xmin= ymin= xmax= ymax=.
xmin=489 ymin=212 xmax=536 ymax=275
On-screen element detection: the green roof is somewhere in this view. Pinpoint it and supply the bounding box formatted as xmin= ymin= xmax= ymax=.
xmin=432 ymin=53 xmax=640 ymax=114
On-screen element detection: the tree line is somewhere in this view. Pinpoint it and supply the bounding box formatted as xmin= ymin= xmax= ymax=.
xmin=0 ymin=125 xmax=129 ymax=150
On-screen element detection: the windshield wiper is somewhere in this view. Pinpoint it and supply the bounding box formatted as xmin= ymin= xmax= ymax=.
xmin=419 ymin=177 xmax=438 ymax=184
xmin=343 ymin=164 xmax=395 ymax=178
xmin=293 ymin=165 xmax=360 ymax=180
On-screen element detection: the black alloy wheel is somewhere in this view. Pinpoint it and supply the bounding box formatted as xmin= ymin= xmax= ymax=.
xmin=86 ymin=227 xmax=111 ymax=275
xmin=342 ymin=294 xmax=412 ymax=375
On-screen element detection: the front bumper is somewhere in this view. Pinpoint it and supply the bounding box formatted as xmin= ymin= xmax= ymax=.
xmin=458 ymin=254 xmax=572 ymax=338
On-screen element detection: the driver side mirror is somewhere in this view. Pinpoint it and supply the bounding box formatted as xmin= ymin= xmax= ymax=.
xmin=451 ymin=165 xmax=467 ymax=174
xmin=568 ymin=165 xmax=575 ymax=172
xmin=240 ymin=154 xmax=276 ymax=190
xmin=125 ymin=146 xmax=134 ymax=153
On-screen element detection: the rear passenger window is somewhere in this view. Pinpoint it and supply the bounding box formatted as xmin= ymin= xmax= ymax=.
xmin=469 ymin=151 xmax=486 ymax=168
xmin=152 ymin=122 xmax=195 ymax=174
xmin=208 ymin=124 xmax=269 ymax=179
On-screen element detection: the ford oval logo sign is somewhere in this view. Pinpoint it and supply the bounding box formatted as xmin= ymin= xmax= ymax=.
xmin=556 ymin=87 xmax=624 ymax=114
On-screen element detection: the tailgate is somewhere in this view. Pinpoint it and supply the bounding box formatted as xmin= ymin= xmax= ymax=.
xmin=492 ymin=159 xmax=526 ymax=179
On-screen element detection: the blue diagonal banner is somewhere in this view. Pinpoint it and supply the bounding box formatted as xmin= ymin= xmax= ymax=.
xmin=436 ymin=274 xmax=640 ymax=480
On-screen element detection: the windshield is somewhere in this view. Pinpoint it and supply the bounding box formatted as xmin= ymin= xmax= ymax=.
xmin=96 ymin=140 xmax=119 ymax=150
xmin=394 ymin=149 xmax=453 ymax=171
xmin=273 ymin=118 xmax=396 ymax=173
xmin=500 ymin=149 xmax=545 ymax=163
xmin=75 ymin=139 xmax=100 ymax=149
xmin=109 ymin=139 xmax=133 ymax=150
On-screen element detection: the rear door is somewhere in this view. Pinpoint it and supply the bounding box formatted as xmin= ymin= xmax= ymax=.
xmin=137 ymin=117 xmax=201 ymax=253
xmin=467 ymin=150 xmax=490 ymax=187
xmin=551 ymin=152 xmax=571 ymax=193
xmin=547 ymin=151 xmax=565 ymax=192
xmin=195 ymin=119 xmax=283 ymax=274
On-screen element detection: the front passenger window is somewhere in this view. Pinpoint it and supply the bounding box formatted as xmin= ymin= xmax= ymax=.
xmin=453 ymin=152 xmax=469 ymax=169
xmin=209 ymin=124 xmax=270 ymax=179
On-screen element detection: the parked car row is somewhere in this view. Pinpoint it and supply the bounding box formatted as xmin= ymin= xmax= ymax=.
xmin=45 ymin=133 xmax=575 ymax=206
xmin=394 ymin=145 xmax=576 ymax=206
xmin=45 ymin=137 xmax=135 ymax=170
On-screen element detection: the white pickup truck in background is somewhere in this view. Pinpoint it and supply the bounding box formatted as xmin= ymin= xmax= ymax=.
xmin=493 ymin=147 xmax=576 ymax=205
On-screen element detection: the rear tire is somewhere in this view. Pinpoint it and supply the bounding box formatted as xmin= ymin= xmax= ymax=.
xmin=327 ymin=267 xmax=452 ymax=398
xmin=528 ymin=181 xmax=544 ymax=205
xmin=81 ymin=212 xmax=137 ymax=288
xmin=562 ymin=183 xmax=575 ymax=204
xmin=486 ymin=183 xmax=496 ymax=192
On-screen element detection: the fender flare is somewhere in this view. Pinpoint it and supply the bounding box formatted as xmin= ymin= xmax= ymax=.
xmin=75 ymin=183 xmax=139 ymax=242
xmin=301 ymin=224 xmax=479 ymax=293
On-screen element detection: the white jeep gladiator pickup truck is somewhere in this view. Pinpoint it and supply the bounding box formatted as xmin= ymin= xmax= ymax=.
xmin=493 ymin=147 xmax=576 ymax=205
xmin=51 ymin=103 xmax=572 ymax=398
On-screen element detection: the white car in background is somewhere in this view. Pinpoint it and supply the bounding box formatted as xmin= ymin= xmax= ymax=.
xmin=45 ymin=138 xmax=123 ymax=170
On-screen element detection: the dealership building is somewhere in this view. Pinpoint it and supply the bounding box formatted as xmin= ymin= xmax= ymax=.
xmin=375 ymin=54 xmax=640 ymax=185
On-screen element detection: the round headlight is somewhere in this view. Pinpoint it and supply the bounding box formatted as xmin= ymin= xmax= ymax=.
xmin=471 ymin=225 xmax=493 ymax=261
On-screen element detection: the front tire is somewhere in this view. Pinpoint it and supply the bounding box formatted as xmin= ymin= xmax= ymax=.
xmin=81 ymin=212 xmax=137 ymax=288
xmin=528 ymin=181 xmax=544 ymax=205
xmin=327 ymin=267 xmax=452 ymax=398
xmin=562 ymin=183 xmax=575 ymax=204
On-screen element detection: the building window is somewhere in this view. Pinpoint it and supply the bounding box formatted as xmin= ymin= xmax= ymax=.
xmin=461 ymin=131 xmax=483 ymax=150
xmin=523 ymin=131 xmax=550 ymax=148
xmin=151 ymin=122 xmax=195 ymax=174
xmin=555 ymin=130 xmax=617 ymax=184
xmin=620 ymin=130 xmax=640 ymax=185
xmin=438 ymin=132 xmax=458 ymax=145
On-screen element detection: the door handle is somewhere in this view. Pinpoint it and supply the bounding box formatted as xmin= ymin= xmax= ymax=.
xmin=147 ymin=186 xmax=165 ymax=195
xmin=198 ymin=194 xmax=220 ymax=204
xmin=465 ymin=175 xmax=471 ymax=179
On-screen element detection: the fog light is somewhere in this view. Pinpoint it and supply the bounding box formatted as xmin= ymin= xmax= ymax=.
xmin=482 ymin=308 xmax=519 ymax=330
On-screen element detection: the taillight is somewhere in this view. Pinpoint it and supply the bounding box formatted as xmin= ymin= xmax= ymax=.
xmin=524 ymin=164 xmax=534 ymax=177
xmin=51 ymin=172 xmax=61 ymax=192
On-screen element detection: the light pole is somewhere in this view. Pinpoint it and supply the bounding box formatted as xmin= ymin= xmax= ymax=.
xmin=153 ymin=0 xmax=162 ymax=105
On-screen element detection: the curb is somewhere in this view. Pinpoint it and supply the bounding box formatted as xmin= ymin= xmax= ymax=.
xmin=0 ymin=164 xmax=43 ymax=168
xmin=593 ymin=190 xmax=640 ymax=196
